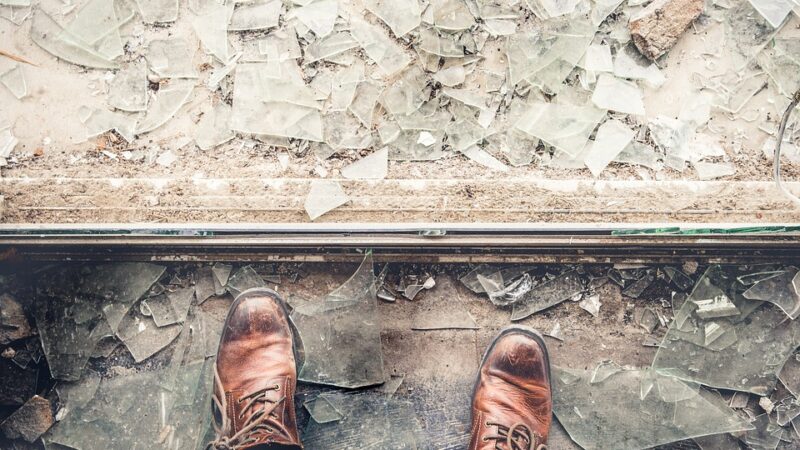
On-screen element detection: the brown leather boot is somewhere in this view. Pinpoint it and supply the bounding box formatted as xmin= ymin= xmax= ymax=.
xmin=468 ymin=326 xmax=552 ymax=450
xmin=207 ymin=288 xmax=303 ymax=450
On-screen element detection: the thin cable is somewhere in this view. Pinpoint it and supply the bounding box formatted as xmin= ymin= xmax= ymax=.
xmin=774 ymin=88 xmax=800 ymax=207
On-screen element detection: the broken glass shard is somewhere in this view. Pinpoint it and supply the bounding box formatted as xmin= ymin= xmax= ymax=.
xmin=693 ymin=294 xmax=740 ymax=319
xmin=292 ymin=0 xmax=337 ymax=37
xmin=329 ymin=62 xmax=364 ymax=111
xmin=0 ymin=62 xmax=26 ymax=99
xmin=511 ymin=271 xmax=584 ymax=321
xmin=591 ymin=74 xmax=646 ymax=116
xmin=34 ymin=295 xmax=103 ymax=381
xmin=664 ymin=267 xmax=694 ymax=291
xmin=136 ymin=0 xmax=178 ymax=23
xmin=546 ymin=321 xmax=564 ymax=340
xmin=614 ymin=142 xmax=663 ymax=170
xmin=79 ymin=263 xmax=166 ymax=333
xmin=304 ymin=394 xmax=344 ymax=424
xmin=483 ymin=18 xmax=516 ymax=36
xmin=226 ymin=266 xmax=265 ymax=296
xmin=301 ymin=391 xmax=423 ymax=448
xmin=591 ymin=0 xmax=624 ymax=24
xmin=420 ymin=27 xmax=465 ymax=57
xmin=136 ymin=79 xmax=194 ymax=134
xmin=341 ymin=147 xmax=388 ymax=180
xmin=257 ymin=30 xmax=302 ymax=61
xmin=411 ymin=277 xmax=479 ymax=330
xmin=192 ymin=1 xmax=233 ymax=63
xmin=584 ymin=118 xmax=635 ymax=177
xmin=653 ymin=265 xmax=800 ymax=395
xmin=292 ymin=253 xmax=386 ymax=388
xmin=583 ymin=43 xmax=613 ymax=72
xmin=433 ymin=65 xmax=466 ymax=87
xmin=553 ymin=366 xmax=753 ymax=450
xmin=81 ymin=107 xmax=137 ymax=142
xmin=117 ymin=308 xmax=181 ymax=362
xmin=348 ymin=81 xmax=382 ymax=127
xmin=46 ymin=365 xmax=212 ymax=450
xmin=743 ymin=413 xmax=783 ymax=449
xmin=304 ymin=179 xmax=349 ymax=221
xmin=59 ymin=0 xmax=132 ymax=62
xmin=230 ymin=63 xmax=323 ymax=141
xmin=743 ymin=267 xmax=800 ymax=320
xmin=460 ymin=146 xmax=509 ymax=172
xmin=213 ymin=263 xmax=232 ymax=288
xmin=229 ymin=0 xmax=281 ymax=31
xmin=613 ymin=44 xmax=666 ymax=88
xmin=30 ymin=11 xmax=118 ymax=69
xmin=146 ymin=39 xmax=198 ymax=78
xmin=506 ymin=18 xmax=596 ymax=93
xmin=779 ymin=351 xmax=800 ymax=397
xmin=350 ymin=16 xmax=411 ymax=76
xmin=739 ymin=270 xmax=784 ymax=288
xmin=365 ymin=0 xmax=421 ymax=37
xmin=195 ymin=102 xmax=234 ymax=151
xmin=142 ymin=286 xmax=194 ymax=327
xmin=107 ymin=60 xmax=148 ymax=112
xmin=377 ymin=374 xmax=405 ymax=396
xmin=746 ymin=0 xmax=792 ymax=28
xmin=430 ymin=0 xmax=475 ymax=30
xmin=776 ymin=400 xmax=800 ymax=427
xmin=515 ymin=102 xmax=605 ymax=157
xmin=694 ymin=161 xmax=736 ymax=180
xmin=634 ymin=306 xmax=659 ymax=333
xmin=648 ymin=115 xmax=692 ymax=163
xmin=485 ymin=273 xmax=534 ymax=306
xmin=591 ymin=360 xmax=623 ymax=383
xmin=305 ymin=32 xmax=358 ymax=63
xmin=579 ymin=293 xmax=601 ymax=317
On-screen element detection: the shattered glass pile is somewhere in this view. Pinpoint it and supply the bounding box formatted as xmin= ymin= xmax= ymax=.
xmin=2 ymin=0 xmax=800 ymax=218
xmin=461 ymin=262 xmax=800 ymax=449
xmin=3 ymin=258 xmax=800 ymax=448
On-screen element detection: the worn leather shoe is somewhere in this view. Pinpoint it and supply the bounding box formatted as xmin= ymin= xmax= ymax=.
xmin=207 ymin=288 xmax=303 ymax=450
xmin=468 ymin=326 xmax=552 ymax=450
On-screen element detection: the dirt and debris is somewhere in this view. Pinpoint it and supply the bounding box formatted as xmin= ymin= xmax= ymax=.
xmin=629 ymin=0 xmax=704 ymax=61
xmin=0 ymin=395 xmax=53 ymax=443
xmin=0 ymin=294 xmax=32 ymax=345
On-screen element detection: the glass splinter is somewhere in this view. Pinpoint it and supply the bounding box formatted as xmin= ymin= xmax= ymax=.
xmin=292 ymin=253 xmax=385 ymax=388
xmin=743 ymin=267 xmax=800 ymax=319
xmin=553 ymin=366 xmax=753 ymax=449
xmin=511 ymin=271 xmax=584 ymax=321
xmin=226 ymin=265 xmax=265 ymax=296
xmin=653 ymin=265 xmax=800 ymax=395
xmin=136 ymin=79 xmax=195 ymax=135
xmin=304 ymin=179 xmax=349 ymax=221
xmin=304 ymin=395 xmax=344 ymax=424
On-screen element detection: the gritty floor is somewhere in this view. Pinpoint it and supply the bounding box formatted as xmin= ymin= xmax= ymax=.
xmin=1 ymin=260 xmax=798 ymax=449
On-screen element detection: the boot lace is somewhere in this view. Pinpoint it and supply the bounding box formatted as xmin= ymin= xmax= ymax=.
xmin=207 ymin=366 xmax=292 ymax=450
xmin=483 ymin=421 xmax=547 ymax=450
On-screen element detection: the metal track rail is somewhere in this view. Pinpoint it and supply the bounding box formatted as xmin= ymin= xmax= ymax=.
xmin=1 ymin=224 xmax=799 ymax=264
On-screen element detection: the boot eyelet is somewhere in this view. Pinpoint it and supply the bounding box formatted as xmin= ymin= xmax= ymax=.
xmin=274 ymin=384 xmax=280 ymax=390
